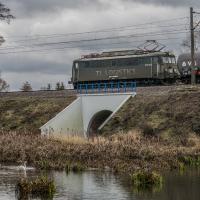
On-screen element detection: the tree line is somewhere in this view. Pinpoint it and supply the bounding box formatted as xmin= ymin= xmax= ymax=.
xmin=19 ymin=81 xmax=67 ymax=92
xmin=0 ymin=78 xmax=67 ymax=92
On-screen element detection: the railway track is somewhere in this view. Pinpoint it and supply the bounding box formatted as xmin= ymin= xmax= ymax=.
xmin=1 ymin=84 xmax=199 ymax=98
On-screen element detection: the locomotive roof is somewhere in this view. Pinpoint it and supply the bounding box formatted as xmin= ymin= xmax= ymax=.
xmin=75 ymin=51 xmax=175 ymax=62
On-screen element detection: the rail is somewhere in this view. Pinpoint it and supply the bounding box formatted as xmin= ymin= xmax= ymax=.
xmin=76 ymin=81 xmax=136 ymax=94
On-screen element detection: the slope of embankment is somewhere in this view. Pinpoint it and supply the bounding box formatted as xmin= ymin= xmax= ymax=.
xmin=1 ymin=86 xmax=200 ymax=139
xmin=102 ymin=85 xmax=200 ymax=142
xmin=0 ymin=90 xmax=76 ymax=132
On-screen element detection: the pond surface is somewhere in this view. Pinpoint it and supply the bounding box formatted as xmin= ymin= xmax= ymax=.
xmin=0 ymin=166 xmax=200 ymax=200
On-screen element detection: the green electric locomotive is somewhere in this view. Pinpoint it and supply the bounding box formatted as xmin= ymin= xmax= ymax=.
xmin=71 ymin=49 xmax=180 ymax=88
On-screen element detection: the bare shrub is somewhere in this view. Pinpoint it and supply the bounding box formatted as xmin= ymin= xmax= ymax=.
xmin=142 ymin=123 xmax=156 ymax=137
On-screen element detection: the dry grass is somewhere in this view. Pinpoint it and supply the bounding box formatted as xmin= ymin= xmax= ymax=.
xmin=0 ymin=96 xmax=75 ymax=132
xmin=102 ymin=89 xmax=200 ymax=138
xmin=50 ymin=134 xmax=88 ymax=145
xmin=1 ymin=130 xmax=200 ymax=173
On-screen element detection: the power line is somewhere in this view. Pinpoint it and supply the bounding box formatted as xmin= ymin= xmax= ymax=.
xmin=3 ymin=16 xmax=188 ymax=42
xmin=0 ymin=16 xmax=189 ymax=55
xmin=7 ymin=22 xmax=188 ymax=44
xmin=1 ymin=28 xmax=189 ymax=51
xmin=0 ymin=36 xmax=187 ymax=55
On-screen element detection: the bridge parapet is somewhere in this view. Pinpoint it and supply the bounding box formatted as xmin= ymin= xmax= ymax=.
xmin=76 ymin=81 xmax=136 ymax=94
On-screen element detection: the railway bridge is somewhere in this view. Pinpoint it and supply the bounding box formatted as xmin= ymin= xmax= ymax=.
xmin=40 ymin=82 xmax=136 ymax=137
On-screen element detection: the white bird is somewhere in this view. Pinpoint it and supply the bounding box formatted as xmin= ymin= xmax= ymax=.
xmin=18 ymin=161 xmax=27 ymax=171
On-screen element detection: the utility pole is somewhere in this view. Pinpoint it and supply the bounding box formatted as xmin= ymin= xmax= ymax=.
xmin=190 ymin=7 xmax=196 ymax=85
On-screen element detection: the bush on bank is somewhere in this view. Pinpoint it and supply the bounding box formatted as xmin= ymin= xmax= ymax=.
xmin=15 ymin=176 xmax=55 ymax=199
xmin=131 ymin=171 xmax=163 ymax=188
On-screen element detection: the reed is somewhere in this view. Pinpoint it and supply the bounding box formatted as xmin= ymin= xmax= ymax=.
xmin=0 ymin=130 xmax=200 ymax=174
xmin=15 ymin=176 xmax=55 ymax=199
xmin=131 ymin=171 xmax=163 ymax=188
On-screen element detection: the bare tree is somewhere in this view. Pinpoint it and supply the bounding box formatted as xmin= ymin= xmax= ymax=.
xmin=60 ymin=82 xmax=65 ymax=90
xmin=0 ymin=72 xmax=9 ymax=92
xmin=40 ymin=83 xmax=52 ymax=91
xmin=0 ymin=2 xmax=14 ymax=45
xmin=55 ymin=82 xmax=65 ymax=90
xmin=0 ymin=3 xmax=14 ymax=22
xmin=21 ymin=82 xmax=32 ymax=92
xmin=47 ymin=83 xmax=51 ymax=90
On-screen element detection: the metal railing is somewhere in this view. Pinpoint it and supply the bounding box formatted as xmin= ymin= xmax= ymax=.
xmin=77 ymin=81 xmax=136 ymax=94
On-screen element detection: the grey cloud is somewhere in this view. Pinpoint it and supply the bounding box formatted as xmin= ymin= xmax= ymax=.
xmin=0 ymin=54 xmax=72 ymax=75
xmin=2 ymin=0 xmax=200 ymax=20
xmin=126 ymin=0 xmax=200 ymax=7
xmin=3 ymin=0 xmax=108 ymax=18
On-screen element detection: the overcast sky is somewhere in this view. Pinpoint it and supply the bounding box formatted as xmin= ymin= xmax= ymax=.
xmin=0 ymin=0 xmax=200 ymax=91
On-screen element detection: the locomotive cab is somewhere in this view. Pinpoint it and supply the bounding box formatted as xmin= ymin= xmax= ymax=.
xmin=160 ymin=55 xmax=180 ymax=80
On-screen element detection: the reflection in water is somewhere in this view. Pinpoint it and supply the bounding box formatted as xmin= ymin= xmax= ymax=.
xmin=53 ymin=171 xmax=132 ymax=200
xmin=0 ymin=167 xmax=200 ymax=200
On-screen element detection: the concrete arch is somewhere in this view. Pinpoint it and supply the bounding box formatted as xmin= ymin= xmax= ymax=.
xmin=40 ymin=93 xmax=136 ymax=138
xmin=87 ymin=110 xmax=113 ymax=137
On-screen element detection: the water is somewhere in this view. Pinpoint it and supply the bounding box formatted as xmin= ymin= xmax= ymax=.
xmin=0 ymin=167 xmax=200 ymax=200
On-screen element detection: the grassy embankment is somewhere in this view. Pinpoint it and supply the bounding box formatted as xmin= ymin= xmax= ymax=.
xmin=0 ymin=86 xmax=200 ymax=174
xmin=0 ymin=92 xmax=75 ymax=132
xmin=102 ymin=86 xmax=200 ymax=143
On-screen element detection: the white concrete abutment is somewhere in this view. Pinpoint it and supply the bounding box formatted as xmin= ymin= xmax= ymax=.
xmin=40 ymin=92 xmax=136 ymax=137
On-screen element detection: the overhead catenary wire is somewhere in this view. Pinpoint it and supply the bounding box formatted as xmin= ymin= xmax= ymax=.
xmin=0 ymin=28 xmax=189 ymax=51
xmin=0 ymin=36 xmax=188 ymax=55
xmin=3 ymin=16 xmax=189 ymax=41
xmin=0 ymin=16 xmax=190 ymax=55
xmin=6 ymin=22 xmax=189 ymax=44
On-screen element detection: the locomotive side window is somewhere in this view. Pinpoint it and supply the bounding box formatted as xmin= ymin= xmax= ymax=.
xmin=102 ymin=60 xmax=107 ymax=67
xmin=132 ymin=58 xmax=139 ymax=65
xmin=96 ymin=60 xmax=102 ymax=68
xmin=143 ymin=57 xmax=151 ymax=64
xmin=117 ymin=59 xmax=124 ymax=66
xmin=84 ymin=61 xmax=90 ymax=68
xmin=126 ymin=58 xmax=139 ymax=66
xmin=152 ymin=57 xmax=158 ymax=64
xmin=111 ymin=60 xmax=117 ymax=66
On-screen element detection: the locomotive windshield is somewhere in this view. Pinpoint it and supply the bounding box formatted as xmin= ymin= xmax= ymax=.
xmin=162 ymin=57 xmax=176 ymax=64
